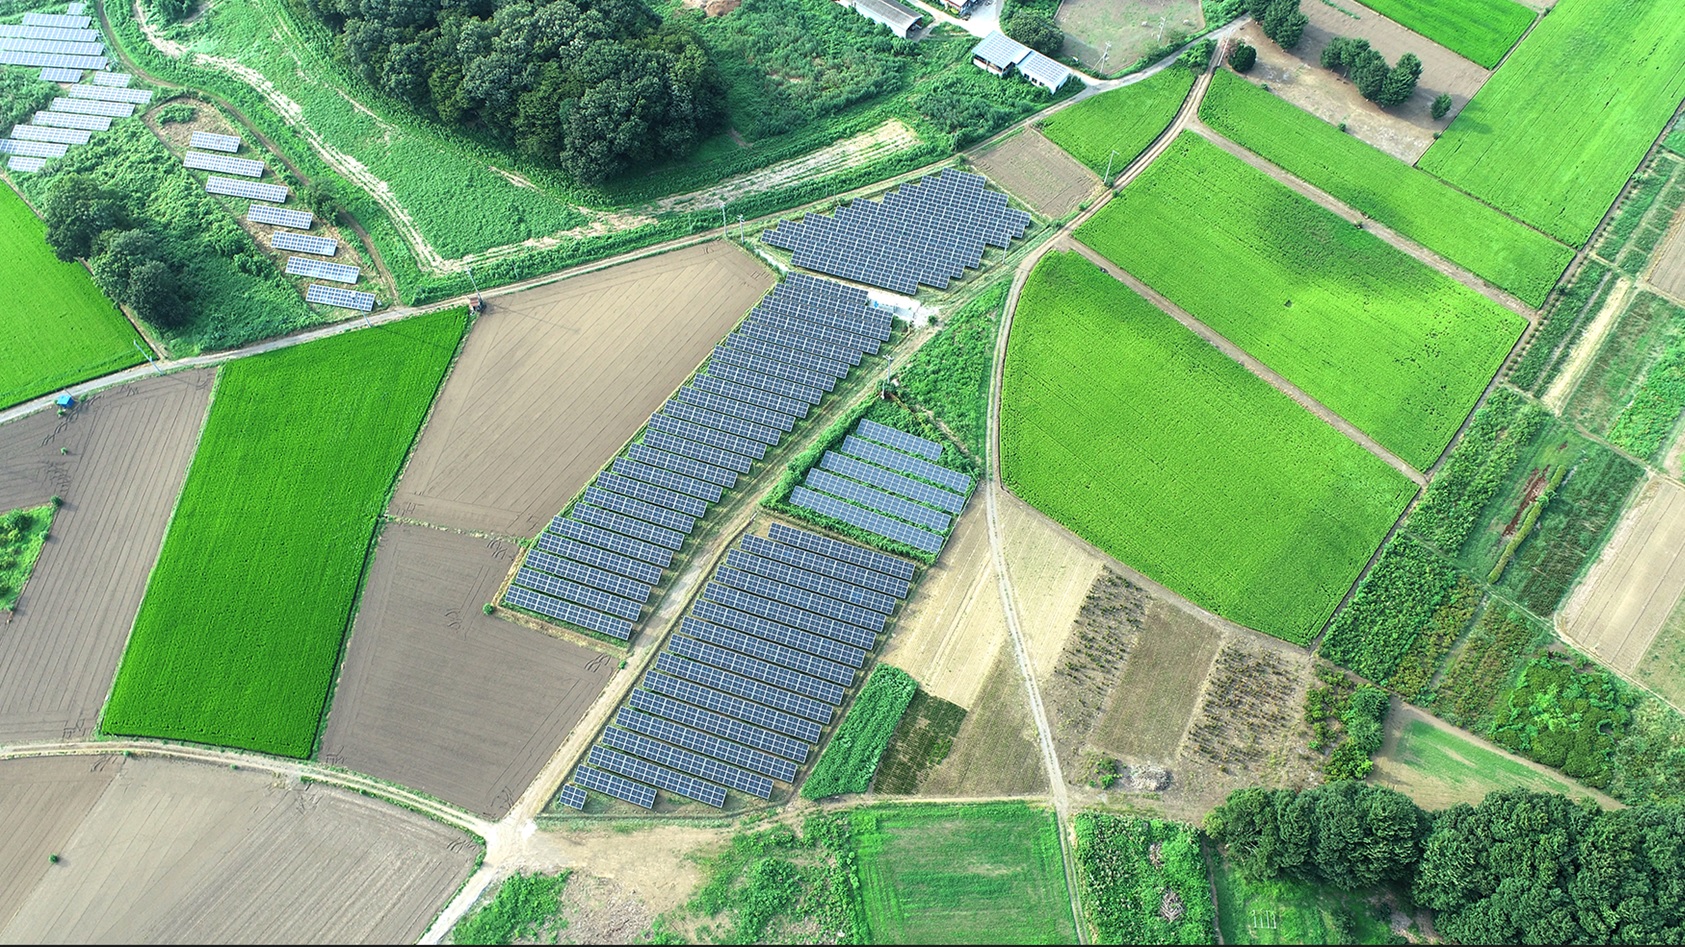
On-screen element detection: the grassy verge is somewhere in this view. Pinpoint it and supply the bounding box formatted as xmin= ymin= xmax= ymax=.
xmin=448 ymin=871 xmax=570 ymax=945
xmin=1208 ymin=847 xmax=1397 ymax=944
xmin=893 ymin=281 xmax=1007 ymax=460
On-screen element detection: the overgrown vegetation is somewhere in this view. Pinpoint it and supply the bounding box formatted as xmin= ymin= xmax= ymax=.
xmin=450 ymin=871 xmax=570 ymax=945
xmin=1428 ymin=607 xmax=1544 ymax=730
xmin=892 ymin=282 xmax=1005 ymax=459
xmin=871 ymin=687 xmax=965 ymax=794
xmin=1321 ymin=536 xmax=1475 ymax=686
xmin=1488 ymin=654 xmax=1632 ymax=789
xmin=0 ymin=69 xmax=55 ymax=136
xmin=1209 ymin=847 xmax=1404 ymax=945
xmin=801 ymin=665 xmax=917 ymax=799
xmin=1508 ymin=261 xmax=1614 ymax=393
xmin=1303 ymin=664 xmax=1389 ymax=781
xmin=677 ymin=815 xmax=862 ymax=944
xmin=1074 ymin=814 xmax=1215 ymax=944
xmin=0 ymin=503 xmax=54 ymax=612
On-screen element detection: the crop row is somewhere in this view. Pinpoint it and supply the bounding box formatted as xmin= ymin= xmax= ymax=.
xmin=1320 ymin=535 xmax=1468 ymax=685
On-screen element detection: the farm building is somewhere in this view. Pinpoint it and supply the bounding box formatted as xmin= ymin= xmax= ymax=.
xmin=933 ymin=0 xmax=982 ymax=15
xmin=838 ymin=0 xmax=924 ymax=38
xmin=970 ymin=30 xmax=1073 ymax=92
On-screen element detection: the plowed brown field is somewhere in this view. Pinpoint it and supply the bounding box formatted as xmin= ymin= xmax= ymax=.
xmin=1561 ymin=476 xmax=1685 ymax=672
xmin=971 ymin=132 xmax=1098 ymax=219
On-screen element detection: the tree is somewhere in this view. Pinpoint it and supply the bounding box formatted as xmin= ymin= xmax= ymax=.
xmin=42 ymin=175 xmax=129 ymax=262
xmin=1003 ymin=10 xmax=1062 ymax=57
xmin=1256 ymin=0 xmax=1307 ymax=49
xmin=1377 ymin=52 xmax=1421 ymax=107
xmin=1229 ymin=42 xmax=1257 ymax=73
xmin=1178 ymin=38 xmax=1216 ymax=71
xmin=1431 ymin=92 xmax=1453 ymax=120
xmin=126 ymin=260 xmax=187 ymax=328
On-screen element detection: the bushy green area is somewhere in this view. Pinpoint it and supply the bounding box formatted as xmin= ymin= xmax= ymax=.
xmin=1039 ymin=67 xmax=1194 ymax=178
xmin=450 ymin=871 xmax=569 ymax=945
xmin=1207 ymin=782 xmax=1428 ymax=893
xmin=1564 ymin=292 xmax=1685 ymax=434
xmin=1489 ymin=654 xmax=1632 ymax=788
xmin=1209 ymin=849 xmax=1401 ymax=945
xmin=1303 ymin=665 xmax=1391 ymax=781
xmin=0 ymin=184 xmax=144 ymax=408
xmin=801 ymin=665 xmax=916 ymax=799
xmin=1077 ymin=133 xmax=1523 ymax=469
xmin=1353 ymin=0 xmax=1533 ymax=68
xmin=102 ymin=311 xmax=467 ymax=758
xmin=0 ymin=503 xmax=54 ymax=611
xmin=1607 ymin=336 xmax=1685 ymax=460
xmin=893 ymin=282 xmax=1005 ymax=459
xmin=677 ymin=815 xmax=863 ymax=944
xmin=1417 ymin=0 xmax=1685 ymax=245
xmin=1426 ymin=607 xmax=1541 ymax=727
xmin=1407 ymin=389 xmax=1544 ymax=555
xmin=1074 ymin=814 xmax=1215 ymax=944
xmin=1199 ymin=71 xmax=1572 ymax=306
xmin=0 ymin=68 xmax=55 ymax=135
xmin=1508 ymin=261 xmax=1613 ymax=393
xmin=1322 ymin=536 xmax=1474 ymax=687
xmin=1002 ymin=251 xmax=1414 ymax=643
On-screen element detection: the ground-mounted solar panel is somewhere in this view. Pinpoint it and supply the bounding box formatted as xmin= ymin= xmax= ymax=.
xmin=583 ymin=486 xmax=696 ymax=535
xmin=0 ymin=138 xmax=66 ymax=158
xmin=66 ymin=83 xmax=152 ymax=104
xmin=841 ymin=436 xmax=973 ymax=494
xmin=649 ymin=413 xmax=767 ymax=463
xmin=763 ymin=296 xmax=892 ymax=346
xmin=190 ymin=130 xmax=241 ymax=153
xmin=183 ymin=149 xmax=264 ymax=178
xmin=626 ymin=443 xmax=738 ymax=490
xmin=741 ymin=533 xmax=911 ymax=598
xmin=820 ymin=452 xmax=966 ymax=515
xmin=246 ymin=203 xmax=313 ymax=229
xmin=791 ymin=487 xmax=943 ymax=554
xmin=727 ymin=549 xmax=897 ymax=615
xmin=2 ymin=24 xmax=97 ymax=41
xmin=589 ymin=743 xmax=729 ymax=809
xmin=0 ymin=51 xmax=105 ymax=69
xmin=285 ymin=256 xmax=360 ymax=284
xmin=712 ymin=345 xmax=836 ymax=395
xmin=557 ymin=784 xmax=588 ymax=809
xmin=23 ymin=12 xmax=91 ymax=27
xmin=676 ymin=385 xmax=795 ymax=434
xmin=738 ymin=317 xmax=864 ymax=367
xmin=38 ymin=66 xmax=80 ymax=81
xmin=643 ymin=430 xmax=752 ymax=476
xmin=773 ymin=282 xmax=891 ymax=342
xmin=535 ymin=530 xmax=665 ymax=585
xmin=857 ymin=418 xmax=943 ymax=461
xmin=525 ymin=548 xmax=652 ymax=602
xmin=551 ymin=515 xmax=675 ymax=568
xmin=693 ymin=598 xmax=867 ymax=670
xmin=573 ymin=503 xmax=686 ymax=552
xmin=514 ymin=568 xmax=644 ymax=621
xmin=629 ymin=689 xmax=809 ymax=763
xmin=806 ymin=469 xmax=952 ymax=533
xmin=670 ymin=633 xmax=844 ymax=706
xmin=206 ymin=174 xmax=288 ymax=203
xmin=575 ymin=765 xmax=656 ymax=808
xmin=661 ymin=399 xmax=780 ymax=446
xmin=13 ymin=123 xmax=87 ymax=144
xmin=725 ymin=331 xmax=850 ymax=380
xmin=46 ymin=95 xmax=128 ymax=116
xmin=702 ymin=360 xmax=822 ymax=407
xmin=7 ymin=155 xmax=45 ymax=173
xmin=715 ymin=566 xmax=886 ymax=637
xmin=681 ymin=616 xmax=854 ymax=687
xmin=91 ymin=71 xmax=132 ymax=88
xmin=612 ymin=456 xmax=723 ymax=503
xmin=745 ymin=307 xmax=878 ymax=357
xmin=690 ymin=373 xmax=809 ymax=422
xmin=704 ymin=580 xmax=877 ymax=651
xmin=305 ymin=284 xmax=375 ymax=311
xmin=602 ymin=726 xmax=772 ymax=800
xmin=270 ymin=231 xmax=338 ymax=256
xmin=597 ymin=472 xmax=709 ymax=519
xmin=503 ymin=585 xmax=633 ymax=640
xmin=1 ymin=37 xmax=103 ymax=56
xmin=653 ymin=649 xmax=836 ymax=728
xmin=643 ymin=671 xmax=821 ymax=743
xmin=617 ymin=707 xmax=798 ymax=783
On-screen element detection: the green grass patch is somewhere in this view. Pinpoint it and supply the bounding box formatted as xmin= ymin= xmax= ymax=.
xmin=853 ymin=803 xmax=1077 ymax=944
xmin=677 ymin=814 xmax=863 ymax=944
xmin=1607 ymin=335 xmax=1685 ymax=460
xmin=0 ymin=184 xmax=143 ymax=408
xmin=1417 ymin=0 xmax=1685 ymax=245
xmin=871 ymin=685 xmax=966 ymax=794
xmin=1353 ymin=0 xmax=1534 ymax=68
xmin=1199 ymin=71 xmax=1572 ymax=306
xmin=1564 ymin=291 xmax=1685 ymax=435
xmin=1001 ymin=251 xmax=1415 ymax=643
xmin=1077 ymin=133 xmax=1523 ymax=469
xmin=894 ymin=281 xmax=1006 ymax=459
xmin=1209 ymin=848 xmax=1398 ymax=945
xmin=1040 ymin=67 xmax=1194 ymax=179
xmin=1075 ymin=814 xmax=1215 ymax=944
xmin=102 ymin=311 xmax=467 ymax=758
xmin=0 ymin=503 xmax=55 ymax=612
xmin=802 ymin=665 xmax=917 ymax=799
xmin=1380 ymin=719 xmax=1576 ymax=798
xmin=450 ymin=871 xmax=569 ymax=945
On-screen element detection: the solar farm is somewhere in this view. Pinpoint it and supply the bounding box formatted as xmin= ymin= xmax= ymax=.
xmin=0 ymin=14 xmax=140 ymax=175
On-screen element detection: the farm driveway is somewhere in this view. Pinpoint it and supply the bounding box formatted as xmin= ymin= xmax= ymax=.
xmin=0 ymin=371 xmax=212 ymax=744
xmin=1560 ymin=476 xmax=1685 ymax=673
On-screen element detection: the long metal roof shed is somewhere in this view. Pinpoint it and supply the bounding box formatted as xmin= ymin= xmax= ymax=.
xmin=1018 ymin=50 xmax=1074 ymax=92
xmin=971 ymin=30 xmax=1032 ymax=72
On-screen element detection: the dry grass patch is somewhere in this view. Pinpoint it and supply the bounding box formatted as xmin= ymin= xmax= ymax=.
xmin=1560 ymin=477 xmax=1685 ymax=674
xmin=969 ymin=131 xmax=1098 ymax=219
xmin=918 ymin=649 xmax=1047 ymax=796
xmin=1089 ymin=599 xmax=1223 ymax=762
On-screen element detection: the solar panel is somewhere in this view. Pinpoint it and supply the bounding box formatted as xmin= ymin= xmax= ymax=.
xmin=524 ymin=549 xmax=652 ymax=602
xmin=66 ymin=83 xmax=152 ymax=104
xmin=574 ymin=503 xmax=686 ymax=552
xmin=737 ymin=319 xmax=863 ymax=368
xmin=503 ymin=585 xmax=633 ymax=640
xmin=742 ymin=533 xmax=911 ymax=598
xmin=46 ymin=96 xmax=129 ymax=116
xmin=768 ymin=521 xmax=916 ymax=581
xmin=582 ymin=486 xmax=696 ymax=535
xmin=597 ymin=472 xmax=709 ymax=519
xmin=617 ymin=707 xmax=798 ymax=783
xmin=820 ymin=452 xmax=966 ymax=515
xmin=656 ymin=652 xmax=832 ymax=727
xmin=644 ymin=671 xmax=821 ymax=742
xmin=676 ymin=385 xmax=794 ymax=433
xmin=190 ymin=130 xmax=241 ymax=153
xmin=662 ymin=399 xmax=780 ymax=446
xmin=602 ymin=726 xmax=771 ymax=799
xmin=305 ymin=283 xmax=375 ymax=311
xmin=744 ymin=308 xmax=877 ymax=358
xmin=588 ymin=744 xmax=726 ymax=808
xmin=7 ymin=155 xmax=45 ymax=173
xmin=772 ymin=278 xmax=891 ymax=341
xmin=723 ymin=332 xmax=849 ymax=381
xmin=183 ymin=150 xmax=264 ymax=178
xmin=681 ymin=615 xmax=854 ymax=687
xmin=23 ymin=13 xmax=92 ymax=27
xmin=270 ymin=231 xmax=338 ymax=256
xmin=0 ymin=138 xmax=65 ymax=158
xmin=629 ymin=689 xmax=809 ymax=763
xmin=791 ymin=486 xmax=944 ymax=554
xmin=534 ymin=530 xmax=664 ymax=586
xmin=704 ymin=580 xmax=878 ymax=650
xmin=715 ymin=566 xmax=886 ymax=635
xmin=727 ymin=549 xmax=897 ymax=615
xmin=670 ymin=633 xmax=844 ymax=705
xmin=205 ymin=175 xmax=288 ymax=203
xmin=703 ymin=360 xmax=822 ymax=407
xmin=626 ymin=443 xmax=738 ymax=489
xmin=552 ymin=513 xmax=676 ymax=566
xmin=65 ymin=2 xmax=87 ymax=14
xmin=857 ymin=419 xmax=943 ymax=460
xmin=12 ymin=123 xmax=88 ymax=144
xmin=0 ymin=51 xmax=106 ymax=69
xmin=643 ymin=429 xmax=752 ymax=475
xmin=92 ymin=71 xmax=132 ymax=88
xmin=0 ymin=25 xmax=98 ymax=41
xmin=841 ymin=436 xmax=973 ymax=494
xmin=557 ymin=784 xmax=587 ymax=809
xmin=30 ymin=109 xmax=105 ymax=130
xmin=711 ymin=345 xmax=834 ymax=395
xmin=806 ymin=468 xmax=952 ymax=533
xmin=693 ymin=598 xmax=867 ymax=669
xmin=515 ymin=567 xmax=643 ymax=621
xmin=38 ymin=66 xmax=80 ymax=81
xmin=285 ymin=256 xmax=360 ymax=284
xmin=613 ymin=456 xmax=723 ymax=503
xmin=575 ymin=765 xmax=656 ymax=808
xmin=246 ymin=203 xmax=312 ymax=229
xmin=1 ymin=38 xmax=103 ymax=56
xmin=648 ymin=414 xmax=767 ymax=463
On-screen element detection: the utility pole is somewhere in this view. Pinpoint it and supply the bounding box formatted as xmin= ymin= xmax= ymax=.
xmin=1103 ymin=148 xmax=1120 ymax=186
xmin=720 ymin=199 xmax=728 ymax=233
xmin=1100 ymin=41 xmax=1111 ymax=72
xmin=134 ymin=339 xmax=161 ymax=375
xmin=737 ymin=214 xmax=746 ymax=241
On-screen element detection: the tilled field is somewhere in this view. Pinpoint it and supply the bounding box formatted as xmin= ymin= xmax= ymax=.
xmin=1651 ymin=206 xmax=1685 ymax=302
xmin=1561 ymin=476 xmax=1685 ymax=672
xmin=970 ymin=132 xmax=1098 ymax=220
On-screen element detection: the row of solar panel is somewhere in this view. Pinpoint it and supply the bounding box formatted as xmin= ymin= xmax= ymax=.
xmin=285 ymin=256 xmax=360 ymax=284
xmin=0 ymin=37 xmax=103 ymax=56
xmin=190 ymin=130 xmax=241 ymax=153
xmin=206 ymin=175 xmax=287 ymax=203
xmin=0 ymin=24 xmax=98 ymax=41
xmin=38 ymin=66 xmax=79 ymax=82
xmin=32 ymin=108 xmax=104 ymax=130
xmin=12 ymin=122 xmax=88 ymax=144
xmin=304 ymin=284 xmax=375 ymax=312
xmin=24 ymin=12 xmax=91 ymax=27
xmin=270 ymin=231 xmax=337 ymax=257
xmin=67 ymin=82 xmax=149 ymax=104
xmin=0 ymin=51 xmax=105 ymax=69
xmin=92 ymin=70 xmax=130 ymax=87
xmin=184 ymin=149 xmax=264 ymax=178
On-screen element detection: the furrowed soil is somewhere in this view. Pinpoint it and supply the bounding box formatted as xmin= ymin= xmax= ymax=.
xmin=0 ymin=756 xmax=116 ymax=929
xmin=1560 ymin=477 xmax=1685 ymax=673
xmin=0 ymin=755 xmax=477 ymax=941
xmin=969 ymin=132 xmax=1099 ymax=219
xmin=392 ymin=242 xmax=774 ymax=537
xmin=881 ymin=509 xmax=1008 ymax=710
xmin=1088 ymin=598 xmax=1224 ymax=762
xmin=0 ymin=372 xmax=212 ymax=744
xmin=1652 ymin=205 xmax=1685 ymax=303
xmin=321 ymin=524 xmax=617 ymax=820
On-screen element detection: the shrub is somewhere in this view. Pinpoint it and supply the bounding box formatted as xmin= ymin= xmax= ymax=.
xmin=1003 ymin=9 xmax=1063 ymax=57
xmin=1179 ymin=38 xmax=1217 ymax=71
xmin=1431 ymin=92 xmax=1453 ymax=120
xmin=1229 ymin=43 xmax=1257 ymax=73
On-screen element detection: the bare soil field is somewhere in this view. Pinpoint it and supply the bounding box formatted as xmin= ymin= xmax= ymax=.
xmin=322 ymin=523 xmax=616 ymax=819
xmin=1560 ymin=477 xmax=1685 ymax=673
xmin=0 ymin=372 xmax=212 ymax=744
xmin=0 ymin=755 xmax=116 ymax=929
xmin=969 ymin=131 xmax=1099 ymax=219
xmin=917 ymin=648 xmax=1047 ymax=796
xmin=1651 ymin=205 xmax=1685 ymax=304
xmin=1089 ymin=598 xmax=1224 ymax=762
xmin=1056 ymin=0 xmax=1203 ymax=74
xmin=391 ymin=242 xmax=774 ymax=537
xmin=1235 ymin=1 xmax=1491 ymax=163
xmin=998 ymin=493 xmax=1106 ymax=680
xmin=880 ymin=510 xmax=1007 ymax=709
xmin=0 ymin=754 xmax=477 ymax=942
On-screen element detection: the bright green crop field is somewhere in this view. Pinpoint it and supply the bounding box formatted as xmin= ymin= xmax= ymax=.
xmin=1356 ymin=0 xmax=1534 ymax=68
xmin=0 ymin=184 xmax=144 ymax=409
xmin=1077 ymin=133 xmax=1524 ymax=469
xmin=1417 ymin=0 xmax=1685 ymax=246
xmin=1200 ymin=72 xmax=1572 ymax=307
xmin=1039 ymin=67 xmax=1194 ymax=179
xmin=102 ymin=310 xmax=467 ymax=758
xmin=1001 ymin=252 xmax=1415 ymax=643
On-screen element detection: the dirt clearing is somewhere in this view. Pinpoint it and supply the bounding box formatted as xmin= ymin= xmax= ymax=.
xmin=1057 ymin=0 xmax=1203 ymax=74
xmin=392 ymin=242 xmax=773 ymax=537
xmin=969 ymin=131 xmax=1099 ymax=219
xmin=1561 ymin=477 xmax=1685 ymax=673
xmin=881 ymin=509 xmax=1007 ymax=709
xmin=322 ymin=524 xmax=616 ymax=819
xmin=0 ymin=372 xmax=212 ymax=744
xmin=1650 ymin=205 xmax=1685 ymax=303
xmin=0 ymin=756 xmax=117 ymax=929
xmin=0 ymin=754 xmax=477 ymax=942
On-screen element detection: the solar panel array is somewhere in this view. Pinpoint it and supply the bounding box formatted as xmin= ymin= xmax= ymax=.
xmin=0 ymin=25 xmax=98 ymax=41
xmin=5 ymin=38 xmax=102 ymax=56
xmin=305 ymin=283 xmax=375 ymax=312
xmin=270 ymin=231 xmax=338 ymax=257
xmin=12 ymin=123 xmax=87 ymax=145
xmin=786 ymin=420 xmax=974 ymax=557
xmin=0 ymin=51 xmax=105 ymax=69
xmin=31 ymin=109 xmax=105 ymax=130
xmin=66 ymin=83 xmax=151 ymax=104
xmin=247 ymin=204 xmax=312 ymax=229
xmin=763 ymin=168 xmax=1032 ymax=294
xmin=46 ymin=95 xmax=128 ymax=116
xmin=23 ymin=12 xmax=91 ymax=27
xmin=556 ymin=784 xmax=587 ymax=809
xmin=184 ymin=150 xmax=264 ymax=178
xmin=205 ymin=175 xmax=287 ymax=203
xmin=0 ymin=138 xmax=66 ymax=158
xmin=568 ymin=524 xmax=919 ymax=810
xmin=38 ymin=66 xmax=79 ymax=81
xmin=92 ymin=71 xmax=131 ymax=87
xmin=65 ymin=2 xmax=86 ymax=13
xmin=190 ymin=130 xmax=241 ymax=153
xmin=7 ymin=155 xmax=45 ymax=173
xmin=285 ymin=256 xmax=360 ymax=284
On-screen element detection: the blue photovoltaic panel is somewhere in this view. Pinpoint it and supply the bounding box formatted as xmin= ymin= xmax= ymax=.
xmin=858 ymin=419 xmax=943 ymax=460
xmin=286 ymin=256 xmax=360 ymax=284
xmin=574 ymin=503 xmax=686 ymax=552
xmin=791 ymin=487 xmax=944 ymax=554
xmin=768 ymin=521 xmax=916 ymax=581
xmin=745 ymin=306 xmax=878 ymax=355
xmin=764 ymin=290 xmax=892 ymax=343
xmin=247 ymin=204 xmax=312 ymax=229
xmin=662 ymin=399 xmax=780 ymax=446
xmin=820 ymin=452 xmax=966 ymax=515
xmin=13 ymin=123 xmax=88 ymax=144
xmin=692 ymin=370 xmax=811 ymax=417
xmin=588 ymin=744 xmax=726 ymax=808
xmin=65 ymin=3 xmax=87 ymax=14
xmin=741 ymin=533 xmax=910 ymax=598
xmin=643 ymin=671 xmax=821 ymax=743
xmin=557 ymin=784 xmax=587 ymax=809
xmin=66 ymin=83 xmax=152 ymax=104
xmin=7 ymin=155 xmax=45 ymax=173
xmin=626 ymin=443 xmax=737 ymax=489
xmin=613 ymin=456 xmax=723 ymax=503
xmin=677 ymin=385 xmax=795 ymax=433
xmin=38 ymin=66 xmax=80 ymax=81
xmin=0 ymin=138 xmax=65 ymax=158
xmin=514 ymin=568 xmax=643 ymax=621
xmin=0 ymin=51 xmax=106 ymax=69
xmin=183 ymin=150 xmax=264 ymax=178
xmin=704 ymin=360 xmax=822 ymax=406
xmin=602 ymin=726 xmax=771 ymax=799
xmin=30 ymin=109 xmax=105 ymax=130
xmin=724 ymin=332 xmax=849 ymax=380
xmin=727 ymin=549 xmax=896 ymax=615
xmin=649 ymin=414 xmax=767 ymax=463
xmin=655 ymin=652 xmax=834 ymax=726
xmin=715 ymin=567 xmax=885 ymax=637
xmin=583 ymin=486 xmax=695 ymax=535
xmin=190 ymin=130 xmax=241 ymax=153
xmin=629 ymin=688 xmax=809 ymax=763
xmin=693 ymin=598 xmax=867 ymax=670
xmin=703 ymin=581 xmax=877 ymax=651
xmin=841 ymin=436 xmax=973 ymax=494
xmin=805 ymin=469 xmax=952 ymax=533
xmin=597 ymin=472 xmax=708 ymax=518
xmin=575 ymin=765 xmax=655 ymax=808
xmin=643 ymin=430 xmax=752 ymax=476
xmin=92 ymin=71 xmax=132 ymax=88
xmin=503 ymin=585 xmax=633 ymax=640
xmin=206 ymin=175 xmax=288 ymax=203
xmin=1 ymin=38 xmax=103 ymax=56
xmin=738 ymin=318 xmax=863 ymax=367
xmin=22 ymin=13 xmax=91 ymax=27
xmin=524 ymin=549 xmax=652 ymax=602
xmin=617 ymin=707 xmax=798 ymax=783
xmin=270 ymin=231 xmax=338 ymax=256
xmin=305 ymin=284 xmax=376 ymax=311
xmin=711 ymin=345 xmax=834 ymax=395
xmin=46 ymin=96 xmax=129 ymax=116
xmin=534 ymin=530 xmax=664 ymax=586
xmin=681 ymin=616 xmax=855 ymax=687
xmin=0 ymin=25 xmax=98 ymax=41
xmin=552 ymin=514 xmax=676 ymax=567
xmin=670 ymin=633 xmax=843 ymax=705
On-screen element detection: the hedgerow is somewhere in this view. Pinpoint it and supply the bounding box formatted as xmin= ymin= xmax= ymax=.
xmin=1407 ymin=388 xmax=1545 ymax=554
xmin=801 ymin=665 xmax=917 ymax=799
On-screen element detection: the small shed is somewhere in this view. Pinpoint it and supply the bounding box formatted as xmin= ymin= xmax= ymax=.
xmin=971 ymin=30 xmax=1031 ymax=76
xmin=54 ymin=393 xmax=75 ymax=409
xmin=853 ymin=0 xmax=924 ymax=38
xmin=1018 ymin=51 xmax=1074 ymax=92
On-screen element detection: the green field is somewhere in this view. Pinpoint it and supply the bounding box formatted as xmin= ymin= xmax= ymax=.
xmin=801 ymin=665 xmax=916 ymax=799
xmin=1199 ymin=72 xmax=1572 ymax=306
xmin=1075 ymin=814 xmax=1215 ymax=944
xmin=1001 ymin=252 xmax=1415 ymax=643
xmin=1210 ymin=851 xmax=1399 ymax=945
xmin=1040 ymin=67 xmax=1194 ymax=179
xmin=1355 ymin=0 xmax=1534 ymax=68
xmin=102 ymin=311 xmax=467 ymax=758
xmin=0 ymin=503 xmax=55 ymax=612
xmin=1417 ymin=0 xmax=1685 ymax=246
xmin=1373 ymin=719 xmax=1580 ymax=806
xmin=852 ymin=803 xmax=1076 ymax=944
xmin=1077 ymin=133 xmax=1525 ymax=469
xmin=0 ymin=184 xmax=144 ymax=409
